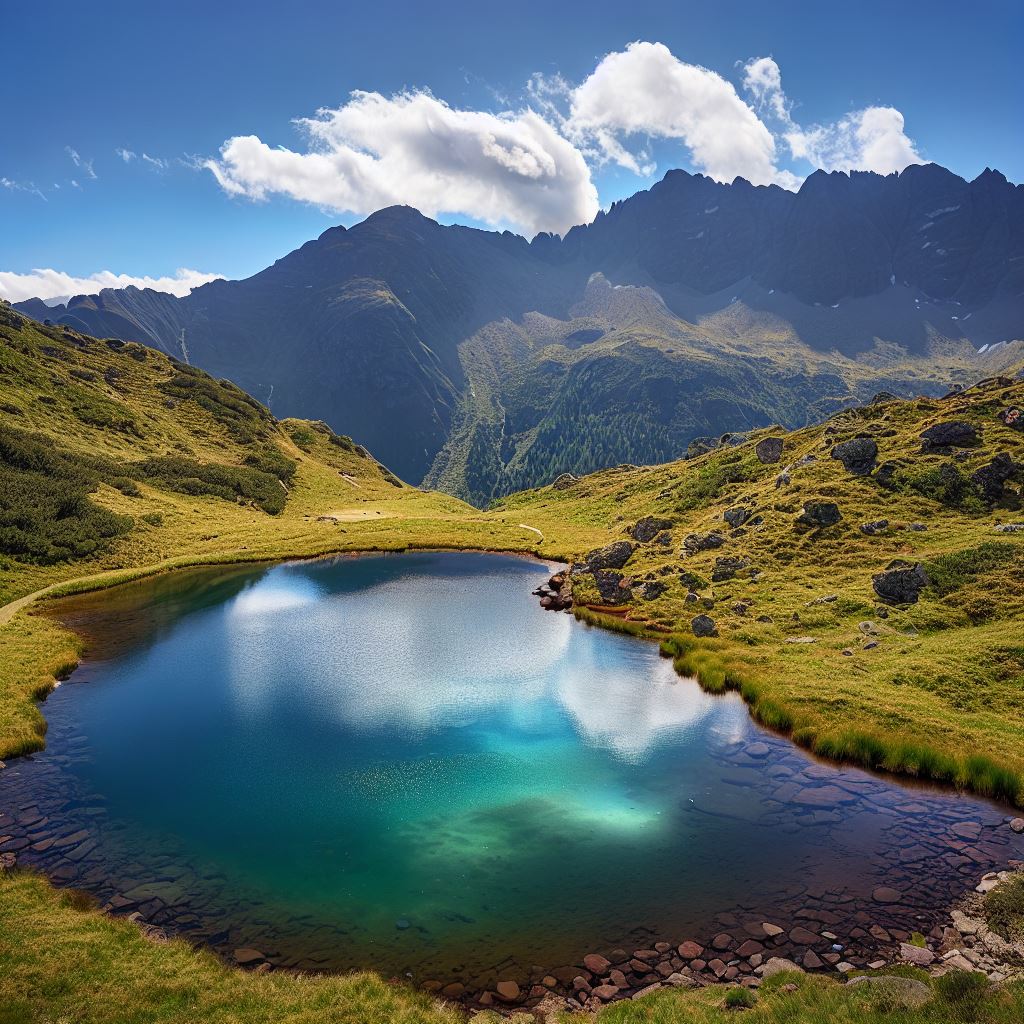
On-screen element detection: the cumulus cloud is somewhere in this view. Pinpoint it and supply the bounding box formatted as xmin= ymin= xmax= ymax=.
xmin=200 ymin=44 xmax=927 ymax=234
xmin=204 ymin=89 xmax=598 ymax=236
xmin=562 ymin=42 xmax=799 ymax=189
xmin=0 ymin=267 xmax=223 ymax=303
xmin=742 ymin=56 xmax=923 ymax=175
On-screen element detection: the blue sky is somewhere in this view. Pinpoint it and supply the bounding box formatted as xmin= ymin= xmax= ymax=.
xmin=2 ymin=0 xmax=1021 ymax=299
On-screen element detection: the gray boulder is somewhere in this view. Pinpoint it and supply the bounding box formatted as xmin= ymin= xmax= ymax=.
xmin=831 ymin=437 xmax=878 ymax=476
xmin=724 ymin=505 xmax=753 ymax=529
xmin=583 ymin=541 xmax=636 ymax=571
xmin=712 ymin=556 xmax=750 ymax=582
xmin=682 ymin=532 xmax=726 ymax=556
xmin=920 ymin=421 xmax=980 ymax=451
xmin=690 ymin=614 xmax=718 ymax=638
xmin=873 ymin=562 xmax=928 ymax=605
xmin=629 ymin=516 xmax=675 ymax=542
xmin=797 ymin=501 xmax=843 ymax=528
xmin=972 ymin=453 xmax=1019 ymax=504
xmin=755 ymin=437 xmax=784 ymax=464
xmin=593 ymin=570 xmax=632 ymax=603
xmin=860 ymin=519 xmax=889 ymax=535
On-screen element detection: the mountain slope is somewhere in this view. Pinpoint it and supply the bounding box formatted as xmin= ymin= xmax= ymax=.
xmin=18 ymin=164 xmax=1024 ymax=501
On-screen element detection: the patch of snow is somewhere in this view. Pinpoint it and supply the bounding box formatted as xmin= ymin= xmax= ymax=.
xmin=919 ymin=221 xmax=934 ymax=231
xmin=921 ymin=241 xmax=932 ymax=249
xmin=927 ymin=204 xmax=960 ymax=217
xmin=704 ymin=206 xmax=718 ymax=214
xmin=730 ymin=295 xmax=738 ymax=303
xmin=688 ymin=230 xmax=705 ymax=239
xmin=978 ymin=344 xmax=989 ymax=354
xmin=961 ymin=312 xmax=972 ymax=321
xmin=831 ymin=303 xmax=840 ymax=308
xmin=768 ymin=289 xmax=774 ymax=294
xmin=952 ymin=316 xmax=959 ymax=320
xmin=890 ymin=274 xmax=896 ymax=286
xmin=936 ymin=248 xmax=947 ymax=256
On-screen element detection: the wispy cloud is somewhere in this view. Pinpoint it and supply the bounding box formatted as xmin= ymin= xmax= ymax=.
xmin=116 ymin=147 xmax=136 ymax=162
xmin=1 ymin=177 xmax=47 ymax=201
xmin=0 ymin=267 xmax=224 ymax=303
xmin=65 ymin=145 xmax=97 ymax=179
xmin=141 ymin=153 xmax=169 ymax=170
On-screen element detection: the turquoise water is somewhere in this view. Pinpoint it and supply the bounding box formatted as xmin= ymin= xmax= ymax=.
xmin=8 ymin=551 xmax=1023 ymax=986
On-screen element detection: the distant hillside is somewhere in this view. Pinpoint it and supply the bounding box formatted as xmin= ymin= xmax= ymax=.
xmin=0 ymin=303 xmax=479 ymax=609
xmin=18 ymin=163 xmax=1024 ymax=501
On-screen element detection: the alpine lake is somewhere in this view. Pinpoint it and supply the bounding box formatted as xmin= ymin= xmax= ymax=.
xmin=3 ymin=551 xmax=1023 ymax=997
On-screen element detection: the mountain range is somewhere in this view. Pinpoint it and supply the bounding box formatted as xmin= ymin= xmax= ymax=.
xmin=17 ymin=162 xmax=1024 ymax=505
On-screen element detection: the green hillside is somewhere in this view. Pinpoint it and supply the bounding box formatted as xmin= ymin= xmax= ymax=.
xmin=497 ymin=374 xmax=1024 ymax=797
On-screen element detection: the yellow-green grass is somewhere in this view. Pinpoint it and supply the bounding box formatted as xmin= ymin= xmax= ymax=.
xmin=4 ymin=869 xmax=1024 ymax=1024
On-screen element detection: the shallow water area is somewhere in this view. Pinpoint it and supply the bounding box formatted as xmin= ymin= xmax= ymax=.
xmin=2 ymin=551 xmax=1023 ymax=990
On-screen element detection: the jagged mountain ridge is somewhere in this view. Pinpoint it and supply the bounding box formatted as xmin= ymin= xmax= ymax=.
xmin=18 ymin=162 xmax=1024 ymax=500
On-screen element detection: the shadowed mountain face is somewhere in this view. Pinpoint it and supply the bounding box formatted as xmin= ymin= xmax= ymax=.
xmin=19 ymin=163 xmax=1024 ymax=502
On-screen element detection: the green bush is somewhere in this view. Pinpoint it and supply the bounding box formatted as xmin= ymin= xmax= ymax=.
xmin=132 ymin=454 xmax=288 ymax=515
xmin=925 ymin=542 xmax=1020 ymax=597
xmin=159 ymin=363 xmax=273 ymax=442
xmin=935 ymin=968 xmax=992 ymax=1018
xmin=899 ymin=462 xmax=984 ymax=512
xmin=724 ymin=987 xmax=757 ymax=1008
xmin=0 ymin=425 xmax=133 ymax=565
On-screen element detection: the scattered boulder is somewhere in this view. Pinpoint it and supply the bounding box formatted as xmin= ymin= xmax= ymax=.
xmin=846 ymin=976 xmax=931 ymax=1009
xmin=583 ymin=953 xmax=610 ymax=974
xmin=999 ymin=406 xmax=1023 ymax=431
xmin=637 ymin=580 xmax=668 ymax=601
xmin=682 ymin=532 xmax=726 ymax=556
xmin=755 ymin=437 xmax=784 ymax=464
xmin=860 ymin=519 xmax=889 ymax=535
xmin=831 ymin=437 xmax=878 ymax=476
xmin=724 ymin=506 xmax=755 ymax=529
xmin=995 ymin=523 xmax=1024 ymax=533
xmin=920 ymin=421 xmax=980 ymax=451
xmin=796 ymin=501 xmax=842 ymax=529
xmin=872 ymin=562 xmax=928 ymax=605
xmin=712 ymin=555 xmax=750 ymax=582
xmin=972 ymin=453 xmax=1019 ymax=504
xmin=593 ymin=570 xmax=632 ymax=604
xmin=898 ymin=942 xmax=935 ymax=967
xmin=551 ymin=473 xmax=578 ymax=490
xmin=875 ymin=461 xmax=900 ymax=489
xmin=629 ymin=516 xmax=675 ymax=542
xmin=691 ymin=614 xmax=718 ymax=638
xmin=870 ymin=391 xmax=899 ymax=405
xmin=756 ymin=958 xmax=804 ymax=978
xmin=581 ymin=541 xmax=636 ymax=571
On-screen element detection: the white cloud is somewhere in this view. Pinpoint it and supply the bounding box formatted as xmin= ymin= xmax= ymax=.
xmin=742 ymin=56 xmax=923 ymax=176
xmin=0 ymin=267 xmax=223 ymax=303
xmin=561 ymin=42 xmax=800 ymax=189
xmin=142 ymin=153 xmax=169 ymax=170
xmin=116 ymin=147 xmax=136 ymax=162
xmin=204 ymin=89 xmax=598 ymax=236
xmin=65 ymin=145 xmax=96 ymax=179
xmin=1 ymin=177 xmax=46 ymax=201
